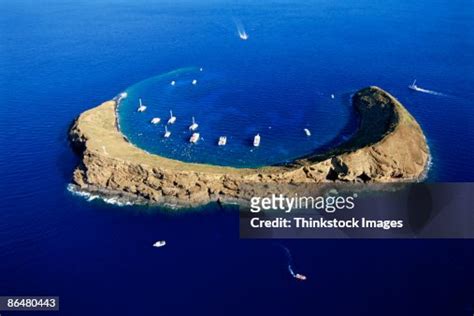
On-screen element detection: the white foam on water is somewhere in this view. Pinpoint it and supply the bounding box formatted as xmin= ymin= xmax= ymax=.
xmin=67 ymin=184 xmax=133 ymax=207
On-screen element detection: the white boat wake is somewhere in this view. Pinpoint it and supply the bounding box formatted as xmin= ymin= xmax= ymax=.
xmin=234 ymin=18 xmax=249 ymax=40
xmin=277 ymin=244 xmax=307 ymax=281
xmin=408 ymin=80 xmax=446 ymax=96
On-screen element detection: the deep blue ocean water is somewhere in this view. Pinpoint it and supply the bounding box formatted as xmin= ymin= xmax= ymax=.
xmin=0 ymin=0 xmax=473 ymax=315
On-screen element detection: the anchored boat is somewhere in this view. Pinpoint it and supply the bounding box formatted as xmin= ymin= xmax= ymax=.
xmin=218 ymin=136 xmax=227 ymax=146
xmin=170 ymin=80 xmax=176 ymax=86
xmin=151 ymin=117 xmax=161 ymax=124
xmin=190 ymin=132 xmax=200 ymax=143
xmin=137 ymin=98 xmax=147 ymax=112
xmin=189 ymin=117 xmax=199 ymax=131
xmin=253 ymin=134 xmax=261 ymax=147
xmin=153 ymin=240 xmax=166 ymax=248
xmin=304 ymin=128 xmax=311 ymax=136
xmin=164 ymin=126 xmax=171 ymax=138
xmin=167 ymin=110 xmax=176 ymax=124
xmin=192 ymin=79 xmax=198 ymax=85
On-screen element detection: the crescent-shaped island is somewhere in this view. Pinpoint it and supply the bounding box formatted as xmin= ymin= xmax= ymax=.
xmin=69 ymin=86 xmax=430 ymax=208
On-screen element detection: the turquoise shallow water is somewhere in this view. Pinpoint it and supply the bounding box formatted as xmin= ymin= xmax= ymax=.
xmin=118 ymin=67 xmax=358 ymax=167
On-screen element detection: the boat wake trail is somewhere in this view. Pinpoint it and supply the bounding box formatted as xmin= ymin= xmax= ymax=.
xmin=234 ymin=18 xmax=249 ymax=40
xmin=67 ymin=184 xmax=135 ymax=207
xmin=408 ymin=80 xmax=446 ymax=96
xmin=414 ymin=87 xmax=446 ymax=96
xmin=281 ymin=244 xmax=296 ymax=277
xmin=275 ymin=243 xmax=307 ymax=280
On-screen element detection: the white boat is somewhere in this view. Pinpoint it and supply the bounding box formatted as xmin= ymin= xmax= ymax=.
xmin=167 ymin=110 xmax=176 ymax=124
xmin=294 ymin=273 xmax=307 ymax=281
xmin=164 ymin=126 xmax=171 ymax=138
xmin=239 ymin=31 xmax=249 ymax=40
xmin=304 ymin=128 xmax=311 ymax=136
xmin=408 ymin=79 xmax=419 ymax=91
xmin=170 ymin=80 xmax=176 ymax=86
xmin=253 ymin=134 xmax=261 ymax=147
xmin=408 ymin=79 xmax=444 ymax=96
xmin=151 ymin=117 xmax=161 ymax=124
xmin=218 ymin=136 xmax=227 ymax=146
xmin=331 ymin=94 xmax=335 ymax=99
xmin=189 ymin=116 xmax=198 ymax=131
xmin=189 ymin=132 xmax=200 ymax=143
xmin=408 ymin=79 xmax=433 ymax=93
xmin=200 ymin=67 xmax=203 ymax=72
xmin=192 ymin=79 xmax=198 ymax=85
xmin=137 ymin=98 xmax=147 ymax=112
xmin=153 ymin=240 xmax=166 ymax=248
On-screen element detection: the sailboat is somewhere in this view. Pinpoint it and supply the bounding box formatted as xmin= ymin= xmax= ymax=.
xmin=253 ymin=134 xmax=261 ymax=147
xmin=167 ymin=110 xmax=176 ymax=124
xmin=408 ymin=79 xmax=432 ymax=93
xmin=164 ymin=126 xmax=171 ymax=138
xmin=408 ymin=79 xmax=444 ymax=95
xmin=189 ymin=117 xmax=198 ymax=131
xmin=408 ymin=79 xmax=420 ymax=91
xmin=137 ymin=98 xmax=147 ymax=112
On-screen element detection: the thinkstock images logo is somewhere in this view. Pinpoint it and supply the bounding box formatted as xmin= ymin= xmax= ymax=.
xmin=249 ymin=193 xmax=357 ymax=214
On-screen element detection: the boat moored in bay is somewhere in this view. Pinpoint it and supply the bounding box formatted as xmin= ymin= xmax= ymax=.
xmin=153 ymin=240 xmax=166 ymax=248
xmin=190 ymin=132 xmax=200 ymax=143
xmin=189 ymin=116 xmax=198 ymax=131
xmin=164 ymin=126 xmax=171 ymax=138
xmin=253 ymin=134 xmax=261 ymax=147
xmin=218 ymin=136 xmax=227 ymax=146
xmin=137 ymin=98 xmax=147 ymax=112
xmin=167 ymin=110 xmax=176 ymax=124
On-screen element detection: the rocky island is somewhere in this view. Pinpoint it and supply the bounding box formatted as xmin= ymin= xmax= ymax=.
xmin=69 ymin=87 xmax=430 ymax=207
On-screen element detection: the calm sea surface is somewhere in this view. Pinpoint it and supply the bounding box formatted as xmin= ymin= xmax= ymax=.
xmin=0 ymin=0 xmax=473 ymax=315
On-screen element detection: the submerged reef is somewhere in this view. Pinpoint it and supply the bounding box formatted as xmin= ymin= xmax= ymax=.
xmin=69 ymin=87 xmax=429 ymax=208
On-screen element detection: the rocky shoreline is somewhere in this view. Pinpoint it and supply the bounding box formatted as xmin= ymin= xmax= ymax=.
xmin=69 ymin=86 xmax=430 ymax=208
